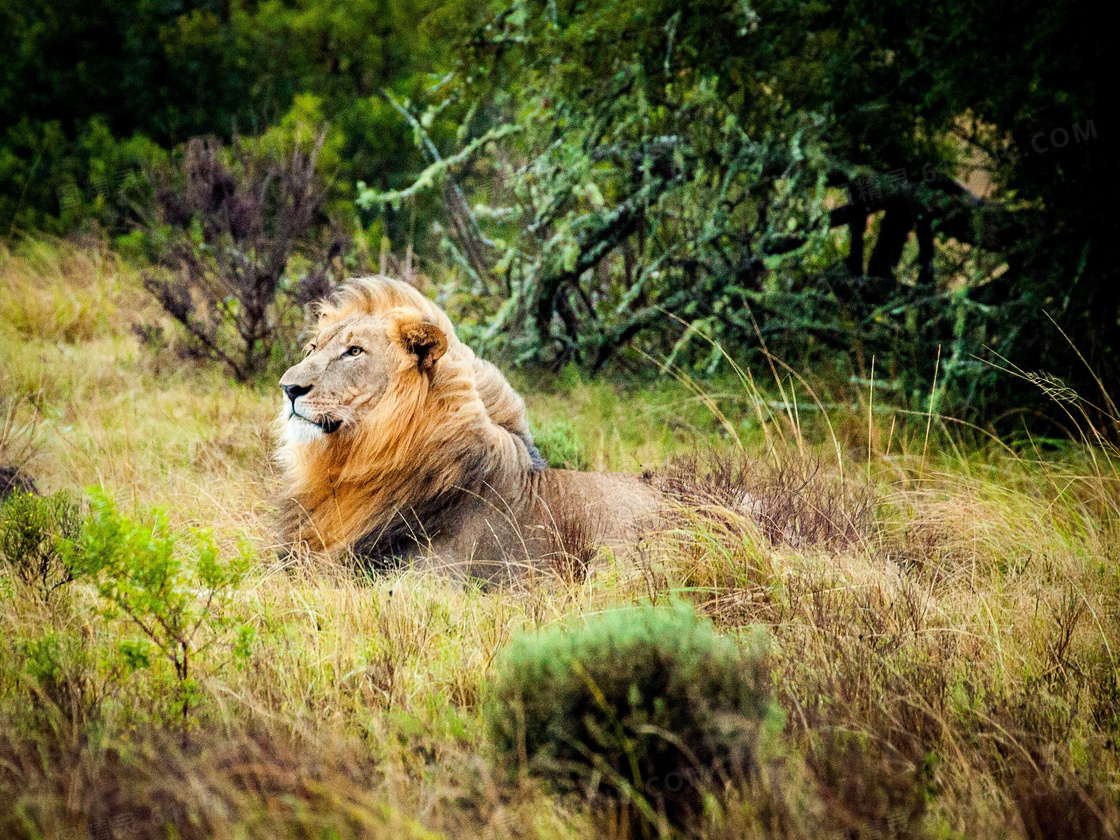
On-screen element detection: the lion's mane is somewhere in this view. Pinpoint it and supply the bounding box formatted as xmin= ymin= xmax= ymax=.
xmin=276 ymin=277 xmax=544 ymax=558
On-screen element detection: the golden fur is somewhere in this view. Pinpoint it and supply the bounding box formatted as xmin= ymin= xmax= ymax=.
xmin=276 ymin=276 xmax=657 ymax=578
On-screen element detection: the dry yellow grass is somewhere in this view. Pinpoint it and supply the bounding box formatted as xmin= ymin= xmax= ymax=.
xmin=1 ymin=237 xmax=1118 ymax=839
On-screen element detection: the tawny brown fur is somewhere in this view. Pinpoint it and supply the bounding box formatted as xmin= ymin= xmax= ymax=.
xmin=276 ymin=276 xmax=658 ymax=580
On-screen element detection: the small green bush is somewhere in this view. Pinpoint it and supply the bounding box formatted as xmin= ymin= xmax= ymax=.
xmin=17 ymin=629 xmax=101 ymax=728
xmin=64 ymin=490 xmax=250 ymax=727
xmin=0 ymin=490 xmax=84 ymax=599
xmin=533 ymin=418 xmax=589 ymax=471
xmin=485 ymin=603 xmax=770 ymax=829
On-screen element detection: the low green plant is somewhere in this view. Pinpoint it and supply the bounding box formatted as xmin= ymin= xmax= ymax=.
xmin=485 ymin=602 xmax=771 ymax=832
xmin=64 ymin=490 xmax=250 ymax=727
xmin=0 ymin=490 xmax=84 ymax=599
xmin=532 ymin=418 xmax=590 ymax=471
xmin=17 ymin=629 xmax=103 ymax=730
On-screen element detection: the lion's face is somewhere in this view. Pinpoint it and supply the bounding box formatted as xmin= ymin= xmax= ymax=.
xmin=278 ymin=311 xmax=448 ymax=447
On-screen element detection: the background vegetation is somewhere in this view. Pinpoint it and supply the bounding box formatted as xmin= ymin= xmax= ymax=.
xmin=1 ymin=0 xmax=1112 ymax=423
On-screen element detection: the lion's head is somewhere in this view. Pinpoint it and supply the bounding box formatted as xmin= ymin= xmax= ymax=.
xmin=275 ymin=277 xmax=544 ymax=556
xmin=278 ymin=288 xmax=450 ymax=446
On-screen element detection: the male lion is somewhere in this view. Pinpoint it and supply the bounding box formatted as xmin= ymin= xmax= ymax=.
xmin=276 ymin=276 xmax=659 ymax=580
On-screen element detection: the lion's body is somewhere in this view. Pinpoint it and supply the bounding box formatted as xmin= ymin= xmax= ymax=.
xmin=276 ymin=277 xmax=658 ymax=579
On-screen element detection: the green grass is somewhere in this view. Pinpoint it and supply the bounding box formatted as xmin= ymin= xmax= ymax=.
xmin=1 ymin=237 xmax=1119 ymax=838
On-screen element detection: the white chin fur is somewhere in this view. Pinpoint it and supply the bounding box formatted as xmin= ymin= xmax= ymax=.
xmin=283 ymin=416 xmax=326 ymax=447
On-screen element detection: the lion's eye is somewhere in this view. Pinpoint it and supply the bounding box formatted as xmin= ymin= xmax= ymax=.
xmin=345 ymin=345 xmax=363 ymax=357
xmin=304 ymin=344 xmax=316 ymax=357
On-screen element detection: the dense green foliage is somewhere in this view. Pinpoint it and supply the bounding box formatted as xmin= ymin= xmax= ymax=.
xmin=1 ymin=0 xmax=1112 ymax=423
xmin=372 ymin=0 xmax=1111 ymax=422
xmin=485 ymin=603 xmax=771 ymax=828
xmin=0 ymin=0 xmax=467 ymax=238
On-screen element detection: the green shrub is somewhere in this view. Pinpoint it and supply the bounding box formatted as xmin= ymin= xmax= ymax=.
xmin=63 ymin=490 xmax=250 ymax=727
xmin=485 ymin=603 xmax=770 ymax=830
xmin=533 ymin=418 xmax=590 ymax=471
xmin=17 ymin=629 xmax=101 ymax=729
xmin=0 ymin=491 xmax=84 ymax=599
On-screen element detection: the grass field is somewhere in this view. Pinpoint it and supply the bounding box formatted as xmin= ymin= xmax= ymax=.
xmin=1 ymin=237 xmax=1118 ymax=839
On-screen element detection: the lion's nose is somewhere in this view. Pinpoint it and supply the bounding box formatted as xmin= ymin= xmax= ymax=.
xmin=282 ymin=383 xmax=312 ymax=403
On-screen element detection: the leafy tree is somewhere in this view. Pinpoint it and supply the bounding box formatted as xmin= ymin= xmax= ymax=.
xmin=1 ymin=0 xmax=1112 ymax=422
xmin=379 ymin=0 xmax=1112 ymax=423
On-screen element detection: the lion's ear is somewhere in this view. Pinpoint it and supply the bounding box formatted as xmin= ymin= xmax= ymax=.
xmin=400 ymin=321 xmax=448 ymax=372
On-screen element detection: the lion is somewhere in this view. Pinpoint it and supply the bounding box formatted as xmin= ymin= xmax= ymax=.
xmin=275 ymin=276 xmax=660 ymax=580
